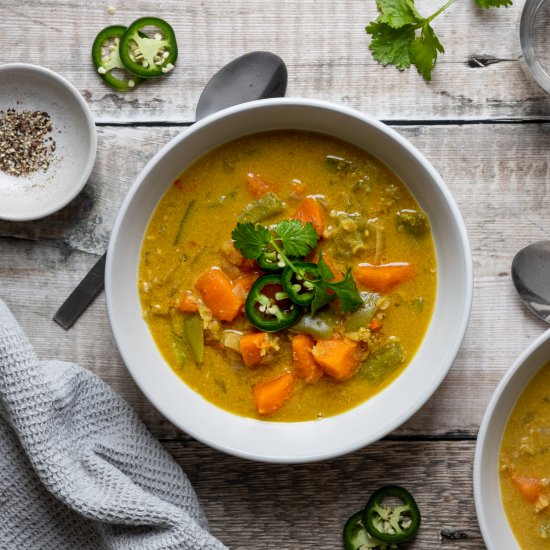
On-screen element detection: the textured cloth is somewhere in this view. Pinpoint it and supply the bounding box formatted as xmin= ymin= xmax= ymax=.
xmin=0 ymin=299 xmax=227 ymax=550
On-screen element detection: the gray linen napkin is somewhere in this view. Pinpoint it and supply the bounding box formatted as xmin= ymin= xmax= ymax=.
xmin=0 ymin=298 xmax=228 ymax=550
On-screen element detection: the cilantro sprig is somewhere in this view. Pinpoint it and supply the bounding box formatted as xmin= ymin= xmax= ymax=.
xmin=232 ymin=220 xmax=362 ymax=315
xmin=232 ymin=219 xmax=319 ymax=260
xmin=366 ymin=0 xmax=512 ymax=81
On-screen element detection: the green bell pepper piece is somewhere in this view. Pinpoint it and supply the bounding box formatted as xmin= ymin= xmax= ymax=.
xmin=238 ymin=192 xmax=285 ymax=223
xmin=184 ymin=314 xmax=204 ymax=364
xmin=360 ymin=341 xmax=404 ymax=385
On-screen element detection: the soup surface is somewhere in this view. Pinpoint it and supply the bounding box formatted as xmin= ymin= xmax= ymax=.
xmin=138 ymin=130 xmax=437 ymax=421
xmin=500 ymin=361 xmax=550 ymax=547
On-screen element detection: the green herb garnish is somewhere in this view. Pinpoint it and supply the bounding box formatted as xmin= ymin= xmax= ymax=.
xmin=232 ymin=220 xmax=363 ymax=316
xmin=366 ymin=0 xmax=512 ymax=81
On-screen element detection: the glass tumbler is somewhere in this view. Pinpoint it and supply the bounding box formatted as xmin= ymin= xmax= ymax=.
xmin=520 ymin=0 xmax=550 ymax=93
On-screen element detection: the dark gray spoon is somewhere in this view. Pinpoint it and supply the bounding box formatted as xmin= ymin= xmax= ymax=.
xmin=511 ymin=240 xmax=550 ymax=322
xmin=54 ymin=51 xmax=288 ymax=329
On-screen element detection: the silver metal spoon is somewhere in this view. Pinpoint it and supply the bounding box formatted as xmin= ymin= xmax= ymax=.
xmin=54 ymin=51 xmax=288 ymax=329
xmin=511 ymin=240 xmax=550 ymax=322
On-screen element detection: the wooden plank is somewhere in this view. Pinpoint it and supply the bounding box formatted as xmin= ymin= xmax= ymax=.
xmin=2 ymin=0 xmax=548 ymax=122
xmin=165 ymin=438 xmax=483 ymax=549
xmin=0 ymin=123 xmax=549 ymax=439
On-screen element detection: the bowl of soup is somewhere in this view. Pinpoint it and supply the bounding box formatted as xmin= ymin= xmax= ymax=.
xmin=475 ymin=329 xmax=550 ymax=549
xmin=106 ymin=98 xmax=472 ymax=462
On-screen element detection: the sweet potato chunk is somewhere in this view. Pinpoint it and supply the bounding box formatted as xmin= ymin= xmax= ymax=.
xmin=291 ymin=334 xmax=323 ymax=383
xmin=195 ymin=268 xmax=242 ymax=322
xmin=253 ymin=373 xmax=295 ymax=415
xmin=312 ymin=336 xmax=362 ymax=380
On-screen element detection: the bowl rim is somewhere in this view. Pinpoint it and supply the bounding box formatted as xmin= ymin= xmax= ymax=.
xmin=0 ymin=62 xmax=97 ymax=221
xmin=106 ymin=97 xmax=473 ymax=462
xmin=474 ymin=328 xmax=550 ymax=549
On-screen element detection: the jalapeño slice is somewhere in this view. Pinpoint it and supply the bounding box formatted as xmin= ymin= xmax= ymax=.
xmin=256 ymin=247 xmax=284 ymax=273
xmin=119 ymin=17 xmax=178 ymax=78
xmin=92 ymin=25 xmax=143 ymax=91
xmin=244 ymin=274 xmax=303 ymax=332
xmin=281 ymin=262 xmax=319 ymax=307
xmin=343 ymin=511 xmax=389 ymax=550
xmin=363 ymin=485 xmax=421 ymax=544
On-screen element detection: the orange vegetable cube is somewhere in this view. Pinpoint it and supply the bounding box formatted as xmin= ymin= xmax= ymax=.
xmin=175 ymin=290 xmax=199 ymax=313
xmin=240 ymin=332 xmax=268 ymax=367
xmin=253 ymin=373 xmax=295 ymax=415
xmin=291 ymin=334 xmax=323 ymax=383
xmin=510 ymin=472 xmax=545 ymax=503
xmin=195 ymin=268 xmax=242 ymax=322
xmin=353 ymin=262 xmax=416 ymax=293
xmin=368 ymin=318 xmax=382 ymax=331
xmin=246 ymin=171 xmax=277 ymax=197
xmin=311 ymin=337 xmax=362 ymax=381
xmin=291 ymin=197 xmax=324 ymax=236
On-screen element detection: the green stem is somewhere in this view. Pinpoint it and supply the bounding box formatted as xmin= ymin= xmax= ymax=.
xmin=426 ymin=0 xmax=457 ymax=23
xmin=270 ymin=239 xmax=301 ymax=275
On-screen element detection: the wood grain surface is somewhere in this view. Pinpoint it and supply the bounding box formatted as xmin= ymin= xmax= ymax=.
xmin=3 ymin=0 xmax=550 ymax=122
xmin=2 ymin=0 xmax=550 ymax=548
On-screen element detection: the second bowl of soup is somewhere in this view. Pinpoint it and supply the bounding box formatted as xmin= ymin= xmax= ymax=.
xmin=106 ymin=98 xmax=472 ymax=462
xmin=475 ymin=329 xmax=550 ymax=549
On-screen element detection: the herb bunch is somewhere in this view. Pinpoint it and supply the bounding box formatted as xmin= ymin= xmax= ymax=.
xmin=366 ymin=0 xmax=512 ymax=81
xmin=232 ymin=220 xmax=363 ymax=315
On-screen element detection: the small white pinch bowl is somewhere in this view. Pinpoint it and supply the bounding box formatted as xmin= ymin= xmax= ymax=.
xmin=474 ymin=329 xmax=550 ymax=549
xmin=0 ymin=63 xmax=97 ymax=221
xmin=106 ymin=98 xmax=473 ymax=463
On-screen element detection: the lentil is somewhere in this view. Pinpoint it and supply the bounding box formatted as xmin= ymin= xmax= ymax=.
xmin=0 ymin=109 xmax=57 ymax=177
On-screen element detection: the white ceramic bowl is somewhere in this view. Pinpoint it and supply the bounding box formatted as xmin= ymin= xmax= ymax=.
xmin=0 ymin=63 xmax=97 ymax=221
xmin=474 ymin=329 xmax=550 ymax=549
xmin=106 ymin=98 xmax=473 ymax=463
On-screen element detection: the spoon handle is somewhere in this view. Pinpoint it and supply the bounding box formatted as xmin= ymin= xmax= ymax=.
xmin=53 ymin=253 xmax=106 ymax=329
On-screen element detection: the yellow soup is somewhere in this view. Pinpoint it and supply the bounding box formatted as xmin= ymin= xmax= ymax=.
xmin=138 ymin=130 xmax=437 ymax=421
xmin=500 ymin=361 xmax=550 ymax=547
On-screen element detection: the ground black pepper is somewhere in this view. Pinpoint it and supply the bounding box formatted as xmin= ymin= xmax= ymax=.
xmin=0 ymin=109 xmax=57 ymax=177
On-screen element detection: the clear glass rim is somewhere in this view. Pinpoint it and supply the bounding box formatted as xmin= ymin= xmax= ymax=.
xmin=519 ymin=0 xmax=550 ymax=94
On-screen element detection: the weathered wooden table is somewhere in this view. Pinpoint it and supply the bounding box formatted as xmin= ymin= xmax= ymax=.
xmin=2 ymin=0 xmax=549 ymax=547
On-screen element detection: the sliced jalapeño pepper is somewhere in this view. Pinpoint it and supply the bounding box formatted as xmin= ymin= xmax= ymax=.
xmin=363 ymin=486 xmax=421 ymax=544
xmin=281 ymin=262 xmax=319 ymax=307
xmin=343 ymin=511 xmax=390 ymax=550
xmin=119 ymin=17 xmax=178 ymax=78
xmin=92 ymin=26 xmax=143 ymax=91
xmin=244 ymin=274 xmax=303 ymax=332
xmin=256 ymin=247 xmax=284 ymax=272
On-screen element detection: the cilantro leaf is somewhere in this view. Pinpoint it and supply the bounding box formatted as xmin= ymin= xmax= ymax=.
xmin=316 ymin=254 xmax=335 ymax=281
xmin=366 ymin=0 xmax=511 ymax=81
xmin=475 ymin=0 xmax=512 ymax=7
xmin=376 ymin=0 xmax=422 ymax=28
xmin=324 ymin=271 xmax=363 ymax=313
xmin=231 ymin=222 xmax=270 ymax=259
xmin=410 ymin=22 xmax=444 ymax=80
xmin=310 ymin=286 xmax=336 ymax=316
xmin=366 ymin=21 xmax=415 ymax=70
xmin=275 ymin=220 xmax=319 ymax=258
